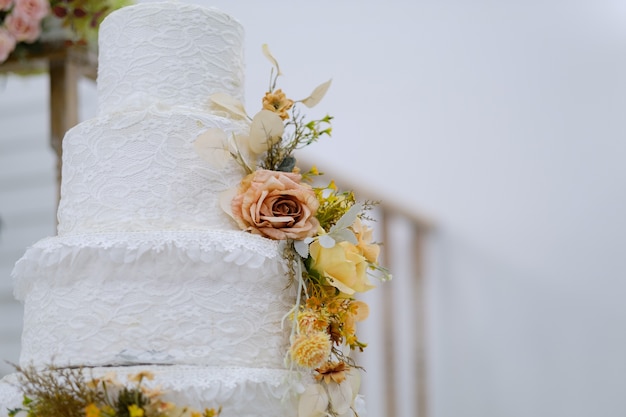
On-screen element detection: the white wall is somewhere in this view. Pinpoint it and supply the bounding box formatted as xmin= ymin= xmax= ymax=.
xmin=1 ymin=1 xmax=625 ymax=416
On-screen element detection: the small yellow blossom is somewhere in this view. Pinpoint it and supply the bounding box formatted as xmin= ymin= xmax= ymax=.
xmin=128 ymin=404 xmax=145 ymax=417
xmin=203 ymin=407 xmax=222 ymax=417
xmin=84 ymin=403 xmax=101 ymax=417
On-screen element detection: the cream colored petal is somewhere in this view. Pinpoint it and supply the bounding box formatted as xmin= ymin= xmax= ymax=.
xmin=346 ymin=369 xmax=361 ymax=399
xmin=352 ymin=300 xmax=370 ymax=321
xmin=299 ymin=79 xmax=332 ymax=108
xmin=193 ymin=128 xmax=231 ymax=168
xmin=298 ymin=383 xmax=329 ymax=417
xmin=262 ymin=43 xmax=282 ymax=76
xmin=219 ymin=187 xmax=238 ymax=220
xmin=248 ymin=110 xmax=285 ymax=154
xmin=210 ymin=92 xmax=249 ymax=119
xmin=327 ymin=381 xmax=353 ymax=415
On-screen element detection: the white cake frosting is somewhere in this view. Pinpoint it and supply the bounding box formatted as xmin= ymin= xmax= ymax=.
xmin=0 ymin=3 xmax=303 ymax=416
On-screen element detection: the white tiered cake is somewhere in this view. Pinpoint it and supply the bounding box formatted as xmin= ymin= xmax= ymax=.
xmin=0 ymin=2 xmax=303 ymax=415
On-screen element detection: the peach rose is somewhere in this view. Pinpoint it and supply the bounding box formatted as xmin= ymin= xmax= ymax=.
xmin=5 ymin=11 xmax=41 ymax=42
xmin=0 ymin=29 xmax=16 ymax=62
xmin=231 ymin=169 xmax=320 ymax=240
xmin=13 ymin=0 xmax=49 ymax=20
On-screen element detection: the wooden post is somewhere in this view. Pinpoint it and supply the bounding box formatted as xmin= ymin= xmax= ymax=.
xmin=380 ymin=207 xmax=398 ymax=417
xmin=413 ymin=224 xmax=429 ymax=417
xmin=48 ymin=52 xmax=79 ymax=205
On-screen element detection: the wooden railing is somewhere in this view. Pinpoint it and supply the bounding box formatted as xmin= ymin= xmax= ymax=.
xmin=1 ymin=46 xmax=435 ymax=417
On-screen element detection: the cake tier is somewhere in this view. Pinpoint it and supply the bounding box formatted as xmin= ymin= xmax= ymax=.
xmin=97 ymin=2 xmax=244 ymax=115
xmin=57 ymin=108 xmax=247 ymax=236
xmin=13 ymin=231 xmax=294 ymax=369
xmin=0 ymin=365 xmax=304 ymax=417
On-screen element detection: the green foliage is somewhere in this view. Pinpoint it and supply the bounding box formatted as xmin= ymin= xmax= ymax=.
xmin=114 ymin=387 xmax=148 ymax=417
xmin=314 ymin=186 xmax=356 ymax=232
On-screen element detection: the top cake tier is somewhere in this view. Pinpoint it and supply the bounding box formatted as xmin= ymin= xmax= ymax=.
xmin=96 ymin=2 xmax=245 ymax=115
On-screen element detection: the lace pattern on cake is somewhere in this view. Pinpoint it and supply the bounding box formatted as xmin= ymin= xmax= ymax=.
xmin=14 ymin=231 xmax=294 ymax=369
xmin=57 ymin=109 xmax=248 ymax=235
xmin=97 ymin=2 xmax=245 ymax=115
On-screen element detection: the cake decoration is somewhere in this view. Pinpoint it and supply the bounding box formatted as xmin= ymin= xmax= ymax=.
xmin=195 ymin=44 xmax=392 ymax=417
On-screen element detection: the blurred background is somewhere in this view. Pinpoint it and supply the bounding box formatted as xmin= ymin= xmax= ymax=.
xmin=1 ymin=0 xmax=625 ymax=416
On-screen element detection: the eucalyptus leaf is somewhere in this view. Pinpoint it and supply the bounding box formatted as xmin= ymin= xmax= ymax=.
xmin=330 ymin=202 xmax=363 ymax=232
xmin=318 ymin=234 xmax=336 ymax=249
xmin=262 ymin=44 xmax=282 ymax=76
xmin=330 ymin=228 xmax=357 ymax=245
xmin=300 ymin=79 xmax=332 ymax=108
xmin=277 ymin=155 xmax=296 ymax=172
xmin=209 ymin=92 xmax=249 ymax=119
xmin=293 ymin=239 xmax=310 ymax=258
xmin=193 ymin=128 xmax=230 ymax=168
xmin=248 ymin=110 xmax=285 ymax=154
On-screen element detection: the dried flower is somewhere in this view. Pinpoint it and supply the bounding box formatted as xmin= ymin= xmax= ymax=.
xmin=290 ymin=331 xmax=332 ymax=369
xmin=315 ymin=361 xmax=349 ymax=384
xmin=262 ymin=89 xmax=293 ymax=120
xmin=128 ymin=371 xmax=155 ymax=383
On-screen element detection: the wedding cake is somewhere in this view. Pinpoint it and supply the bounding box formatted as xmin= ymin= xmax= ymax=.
xmin=0 ymin=2 xmax=382 ymax=416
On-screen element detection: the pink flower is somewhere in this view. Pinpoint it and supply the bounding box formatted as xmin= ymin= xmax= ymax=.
xmin=231 ymin=169 xmax=320 ymax=240
xmin=13 ymin=0 xmax=49 ymax=20
xmin=4 ymin=11 xmax=41 ymax=42
xmin=0 ymin=0 xmax=13 ymax=11
xmin=0 ymin=29 xmax=16 ymax=63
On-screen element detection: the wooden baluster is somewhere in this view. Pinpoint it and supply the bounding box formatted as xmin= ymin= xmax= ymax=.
xmin=48 ymin=50 xmax=79 ymax=207
xmin=413 ymin=223 xmax=429 ymax=417
xmin=379 ymin=207 xmax=398 ymax=417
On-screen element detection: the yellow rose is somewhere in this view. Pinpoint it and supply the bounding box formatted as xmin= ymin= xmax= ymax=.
xmin=309 ymin=240 xmax=375 ymax=295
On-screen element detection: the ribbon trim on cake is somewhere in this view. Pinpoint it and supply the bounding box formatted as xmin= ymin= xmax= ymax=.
xmin=12 ymin=230 xmax=285 ymax=300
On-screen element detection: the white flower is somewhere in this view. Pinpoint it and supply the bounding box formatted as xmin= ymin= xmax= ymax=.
xmin=298 ymin=370 xmax=361 ymax=417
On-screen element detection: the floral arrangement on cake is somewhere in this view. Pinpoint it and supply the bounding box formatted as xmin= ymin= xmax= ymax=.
xmin=194 ymin=45 xmax=391 ymax=417
xmin=8 ymin=366 xmax=221 ymax=417
xmin=0 ymin=0 xmax=132 ymax=63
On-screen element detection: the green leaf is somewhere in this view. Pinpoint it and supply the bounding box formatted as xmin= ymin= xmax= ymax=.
xmin=330 ymin=202 xmax=363 ymax=233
